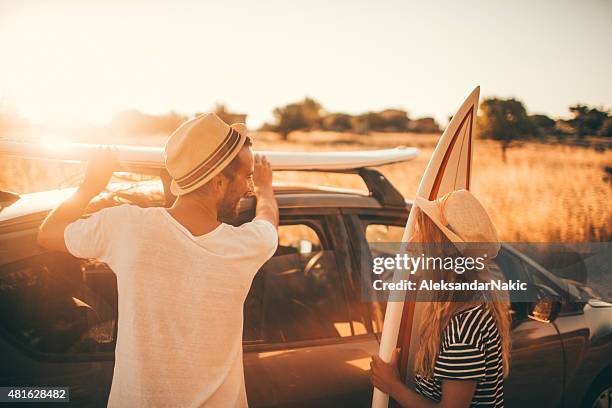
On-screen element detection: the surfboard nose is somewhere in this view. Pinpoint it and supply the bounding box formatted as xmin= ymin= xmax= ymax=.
xmin=471 ymin=86 xmax=480 ymax=100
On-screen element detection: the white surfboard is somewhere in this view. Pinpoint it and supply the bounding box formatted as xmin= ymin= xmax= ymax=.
xmin=0 ymin=141 xmax=418 ymax=172
xmin=372 ymin=87 xmax=479 ymax=408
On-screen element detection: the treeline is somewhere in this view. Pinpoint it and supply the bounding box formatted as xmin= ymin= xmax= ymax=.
xmin=477 ymin=98 xmax=612 ymax=160
xmin=1 ymin=97 xmax=610 ymax=144
xmin=106 ymin=104 xmax=248 ymax=136
xmin=0 ymin=106 xmax=30 ymax=134
xmin=0 ymin=99 xmax=440 ymax=139
xmin=0 ymin=103 xmax=248 ymax=137
xmin=260 ymin=97 xmax=440 ymax=139
xmin=478 ymin=98 xmax=612 ymax=140
xmin=262 ymin=96 xmax=612 ymax=141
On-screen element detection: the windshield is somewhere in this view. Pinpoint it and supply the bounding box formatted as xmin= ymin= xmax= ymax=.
xmin=86 ymin=175 xmax=165 ymax=212
xmin=517 ymin=243 xmax=611 ymax=303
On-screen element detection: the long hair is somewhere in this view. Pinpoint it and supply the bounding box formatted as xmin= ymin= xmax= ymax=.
xmin=411 ymin=207 xmax=512 ymax=378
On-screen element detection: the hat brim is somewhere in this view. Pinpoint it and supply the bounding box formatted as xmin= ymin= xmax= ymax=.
xmin=414 ymin=195 xmax=501 ymax=259
xmin=414 ymin=196 xmax=464 ymax=244
xmin=169 ymin=124 xmax=248 ymax=196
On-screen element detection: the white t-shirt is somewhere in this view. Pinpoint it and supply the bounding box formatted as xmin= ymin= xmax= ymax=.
xmin=64 ymin=204 xmax=278 ymax=408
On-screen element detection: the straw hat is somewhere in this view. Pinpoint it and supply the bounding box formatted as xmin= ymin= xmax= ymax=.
xmin=414 ymin=189 xmax=500 ymax=259
xmin=164 ymin=113 xmax=248 ymax=196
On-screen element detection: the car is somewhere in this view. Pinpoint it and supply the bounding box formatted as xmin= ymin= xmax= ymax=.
xmin=1 ymin=161 xmax=611 ymax=408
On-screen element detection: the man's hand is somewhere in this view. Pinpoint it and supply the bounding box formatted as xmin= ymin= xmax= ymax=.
xmin=253 ymin=154 xmax=272 ymax=195
xmin=252 ymin=154 xmax=278 ymax=228
xmin=37 ymin=146 xmax=118 ymax=253
xmin=79 ymin=146 xmax=118 ymax=197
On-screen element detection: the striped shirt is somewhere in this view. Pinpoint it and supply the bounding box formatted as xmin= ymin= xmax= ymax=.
xmin=415 ymin=303 xmax=504 ymax=407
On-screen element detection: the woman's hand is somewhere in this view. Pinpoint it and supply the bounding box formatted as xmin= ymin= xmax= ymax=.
xmin=370 ymin=348 xmax=402 ymax=395
xmin=371 ymin=348 xmax=477 ymax=408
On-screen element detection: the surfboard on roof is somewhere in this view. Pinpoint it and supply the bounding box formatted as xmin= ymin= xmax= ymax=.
xmin=0 ymin=141 xmax=419 ymax=172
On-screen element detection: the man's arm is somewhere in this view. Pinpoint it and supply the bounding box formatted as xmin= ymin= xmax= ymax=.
xmin=252 ymin=154 xmax=278 ymax=228
xmin=37 ymin=147 xmax=117 ymax=252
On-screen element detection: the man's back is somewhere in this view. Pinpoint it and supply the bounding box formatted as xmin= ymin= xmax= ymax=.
xmin=64 ymin=204 xmax=278 ymax=407
xmin=37 ymin=113 xmax=279 ymax=406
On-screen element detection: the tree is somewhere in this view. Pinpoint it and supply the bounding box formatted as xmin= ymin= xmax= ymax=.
xmin=568 ymin=104 xmax=610 ymax=137
xmin=353 ymin=109 xmax=411 ymax=132
xmin=529 ymin=114 xmax=556 ymax=136
xmin=0 ymin=104 xmax=30 ymax=135
xmin=409 ymin=117 xmax=440 ymax=133
xmin=271 ymin=97 xmax=323 ymax=140
xmin=554 ymin=119 xmax=574 ymax=136
xmin=211 ymin=103 xmax=247 ymax=125
xmin=599 ymin=117 xmax=612 ymax=137
xmin=351 ymin=112 xmax=386 ymax=134
xmin=478 ymin=98 xmax=537 ymax=161
xmin=321 ymin=113 xmax=353 ymax=131
xmin=110 ymin=110 xmax=186 ymax=135
xmin=378 ymin=109 xmax=410 ymax=131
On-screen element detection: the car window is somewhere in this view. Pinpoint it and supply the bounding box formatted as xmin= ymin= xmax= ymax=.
xmin=87 ymin=179 xmax=166 ymax=211
xmin=365 ymin=223 xmax=406 ymax=244
xmin=0 ymin=254 xmax=117 ymax=356
xmin=489 ymin=249 xmax=526 ymax=281
xmin=489 ymin=249 xmax=543 ymax=319
xmin=243 ymin=222 xmax=352 ymax=344
xmin=360 ymin=220 xmax=408 ymax=334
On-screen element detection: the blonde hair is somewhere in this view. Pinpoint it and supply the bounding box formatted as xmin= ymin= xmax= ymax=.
xmin=411 ymin=207 xmax=512 ymax=378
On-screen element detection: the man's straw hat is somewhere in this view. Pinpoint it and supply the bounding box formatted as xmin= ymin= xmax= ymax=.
xmin=414 ymin=189 xmax=500 ymax=259
xmin=164 ymin=113 xmax=248 ymax=196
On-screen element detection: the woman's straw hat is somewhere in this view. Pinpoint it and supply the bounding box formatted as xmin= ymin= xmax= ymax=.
xmin=164 ymin=113 xmax=248 ymax=196
xmin=414 ymin=189 xmax=501 ymax=259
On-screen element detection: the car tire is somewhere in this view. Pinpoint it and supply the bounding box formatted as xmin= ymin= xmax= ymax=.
xmin=582 ymin=372 xmax=612 ymax=408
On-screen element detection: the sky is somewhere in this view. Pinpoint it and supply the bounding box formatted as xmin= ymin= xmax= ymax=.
xmin=0 ymin=0 xmax=611 ymax=130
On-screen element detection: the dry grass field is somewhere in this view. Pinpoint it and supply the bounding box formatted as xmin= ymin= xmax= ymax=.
xmin=255 ymin=131 xmax=611 ymax=242
xmin=1 ymin=131 xmax=610 ymax=242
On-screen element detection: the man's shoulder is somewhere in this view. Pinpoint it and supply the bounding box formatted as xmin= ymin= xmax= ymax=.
xmin=102 ymin=203 xmax=148 ymax=213
xmin=220 ymin=219 xmax=278 ymax=249
xmin=88 ymin=204 xmax=151 ymax=222
xmin=223 ymin=219 xmax=276 ymax=233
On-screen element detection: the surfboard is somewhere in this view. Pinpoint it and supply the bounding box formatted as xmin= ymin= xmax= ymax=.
xmin=372 ymin=87 xmax=479 ymax=408
xmin=0 ymin=141 xmax=418 ymax=172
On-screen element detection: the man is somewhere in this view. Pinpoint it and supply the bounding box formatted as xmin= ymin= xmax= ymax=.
xmin=37 ymin=113 xmax=279 ymax=407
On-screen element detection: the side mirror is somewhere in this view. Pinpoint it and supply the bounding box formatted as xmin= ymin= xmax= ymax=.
xmin=528 ymin=286 xmax=561 ymax=323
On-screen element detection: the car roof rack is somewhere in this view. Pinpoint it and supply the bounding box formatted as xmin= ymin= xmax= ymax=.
xmin=357 ymin=167 xmax=406 ymax=207
xmin=0 ymin=141 xmax=416 ymax=208
xmin=160 ymin=167 xmax=406 ymax=208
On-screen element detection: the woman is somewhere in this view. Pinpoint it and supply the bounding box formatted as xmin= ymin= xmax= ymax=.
xmin=370 ymin=189 xmax=511 ymax=408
